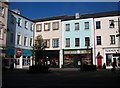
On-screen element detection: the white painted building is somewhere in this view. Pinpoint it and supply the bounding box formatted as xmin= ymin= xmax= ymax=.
xmin=34 ymin=16 xmax=66 ymax=68
xmin=93 ymin=11 xmax=120 ymax=69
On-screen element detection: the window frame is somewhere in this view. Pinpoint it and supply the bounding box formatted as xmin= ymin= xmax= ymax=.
xmin=75 ymin=38 xmax=80 ymax=47
xmin=96 ymin=21 xmax=101 ymax=29
xmin=52 ymin=38 xmax=59 ymax=48
xmin=30 ymin=38 xmax=33 ymax=46
xmin=109 ymin=20 xmax=115 ymax=28
xmin=96 ymin=36 xmax=102 ymax=45
xmin=44 ymin=23 xmax=50 ymax=31
xmin=53 ymin=22 xmax=59 ymax=30
xmin=65 ymin=24 xmax=70 ymax=31
xmin=17 ymin=34 xmax=21 ymax=45
xmin=44 ymin=39 xmax=50 ymax=48
xmin=36 ymin=24 xmax=42 ymax=32
xmin=66 ymin=38 xmax=70 ymax=47
xmin=110 ymin=35 xmax=115 ymax=45
xmin=18 ymin=18 xmax=22 ymax=27
xmin=84 ymin=22 xmax=89 ymax=30
xmin=24 ymin=36 xmax=27 ymax=46
xmin=85 ymin=37 xmax=90 ymax=46
xmin=75 ymin=23 xmax=79 ymax=30
xmin=25 ymin=21 xmax=28 ymax=29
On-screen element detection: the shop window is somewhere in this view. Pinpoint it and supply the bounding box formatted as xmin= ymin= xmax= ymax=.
xmin=106 ymin=54 xmax=112 ymax=66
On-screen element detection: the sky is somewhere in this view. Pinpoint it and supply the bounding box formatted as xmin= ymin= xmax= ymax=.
xmin=8 ymin=2 xmax=119 ymax=20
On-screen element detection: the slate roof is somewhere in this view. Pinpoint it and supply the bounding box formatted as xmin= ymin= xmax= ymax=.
xmin=62 ymin=10 xmax=120 ymax=21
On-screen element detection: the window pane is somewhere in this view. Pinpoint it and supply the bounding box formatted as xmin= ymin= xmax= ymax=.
xmin=66 ymin=38 xmax=70 ymax=47
xmin=109 ymin=20 xmax=114 ymax=28
xmin=96 ymin=36 xmax=101 ymax=45
xmin=96 ymin=21 xmax=101 ymax=29
xmin=36 ymin=24 xmax=42 ymax=32
xmin=110 ymin=35 xmax=115 ymax=44
xmin=45 ymin=23 xmax=50 ymax=31
xmin=66 ymin=24 xmax=70 ymax=31
xmin=75 ymin=23 xmax=79 ymax=30
xmin=53 ymin=22 xmax=59 ymax=30
xmin=53 ymin=39 xmax=59 ymax=48
xmin=85 ymin=22 xmax=89 ymax=29
xmin=75 ymin=38 xmax=79 ymax=47
xmin=85 ymin=37 xmax=90 ymax=46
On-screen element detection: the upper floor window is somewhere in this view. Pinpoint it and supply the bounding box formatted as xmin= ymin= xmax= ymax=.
xmin=66 ymin=38 xmax=70 ymax=47
xmin=96 ymin=36 xmax=101 ymax=45
xmin=84 ymin=22 xmax=89 ymax=29
xmin=75 ymin=38 xmax=80 ymax=47
xmin=0 ymin=29 xmax=3 ymax=39
xmin=85 ymin=37 xmax=90 ymax=46
xmin=30 ymin=23 xmax=34 ymax=31
xmin=109 ymin=20 xmax=114 ymax=28
xmin=44 ymin=23 xmax=50 ymax=31
xmin=18 ymin=18 xmax=22 ymax=27
xmin=75 ymin=23 xmax=79 ymax=30
xmin=44 ymin=39 xmax=50 ymax=48
xmin=0 ymin=6 xmax=5 ymax=17
xmin=36 ymin=24 xmax=42 ymax=32
xmin=11 ymin=15 xmax=14 ymax=24
xmin=24 ymin=36 xmax=27 ymax=46
xmin=53 ymin=22 xmax=59 ymax=30
xmin=53 ymin=39 xmax=59 ymax=48
xmin=30 ymin=38 xmax=33 ymax=46
xmin=25 ymin=21 xmax=28 ymax=29
xmin=110 ymin=35 xmax=115 ymax=45
xmin=96 ymin=21 xmax=101 ymax=29
xmin=65 ymin=24 xmax=70 ymax=31
xmin=10 ymin=33 xmax=14 ymax=43
xmin=17 ymin=34 xmax=21 ymax=45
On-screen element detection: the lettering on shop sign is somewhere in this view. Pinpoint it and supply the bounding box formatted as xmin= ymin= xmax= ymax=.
xmin=64 ymin=50 xmax=91 ymax=54
xmin=105 ymin=49 xmax=120 ymax=53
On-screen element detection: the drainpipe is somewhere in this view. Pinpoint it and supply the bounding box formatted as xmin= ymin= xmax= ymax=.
xmin=93 ymin=18 xmax=96 ymax=65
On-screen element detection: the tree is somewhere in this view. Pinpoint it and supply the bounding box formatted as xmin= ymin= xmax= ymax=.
xmin=32 ymin=35 xmax=46 ymax=65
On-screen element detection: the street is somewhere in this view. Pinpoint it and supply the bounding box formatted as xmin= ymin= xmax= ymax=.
xmin=2 ymin=68 xmax=120 ymax=88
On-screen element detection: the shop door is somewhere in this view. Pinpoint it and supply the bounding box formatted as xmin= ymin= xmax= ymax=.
xmin=97 ymin=59 xmax=102 ymax=69
xmin=113 ymin=57 xmax=120 ymax=68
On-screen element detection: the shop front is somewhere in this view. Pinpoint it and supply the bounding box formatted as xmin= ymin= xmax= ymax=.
xmin=104 ymin=48 xmax=120 ymax=69
xmin=39 ymin=50 xmax=59 ymax=68
xmin=63 ymin=49 xmax=92 ymax=68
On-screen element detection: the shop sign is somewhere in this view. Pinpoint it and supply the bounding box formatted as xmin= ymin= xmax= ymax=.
xmin=64 ymin=50 xmax=91 ymax=54
xmin=105 ymin=48 xmax=120 ymax=53
xmin=16 ymin=49 xmax=22 ymax=56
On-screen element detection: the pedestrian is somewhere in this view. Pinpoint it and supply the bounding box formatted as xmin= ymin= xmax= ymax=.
xmin=111 ymin=62 xmax=116 ymax=73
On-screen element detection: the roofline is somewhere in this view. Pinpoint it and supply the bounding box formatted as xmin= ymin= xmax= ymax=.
xmin=8 ymin=9 xmax=35 ymax=23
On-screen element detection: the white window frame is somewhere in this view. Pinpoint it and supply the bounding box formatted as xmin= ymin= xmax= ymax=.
xmin=30 ymin=38 xmax=33 ymax=46
xmin=110 ymin=35 xmax=115 ymax=45
xmin=18 ymin=18 xmax=22 ymax=27
xmin=53 ymin=22 xmax=59 ymax=30
xmin=25 ymin=21 xmax=28 ymax=29
xmin=17 ymin=34 xmax=21 ymax=45
xmin=44 ymin=23 xmax=50 ymax=31
xmin=36 ymin=24 xmax=42 ymax=32
xmin=24 ymin=36 xmax=28 ymax=46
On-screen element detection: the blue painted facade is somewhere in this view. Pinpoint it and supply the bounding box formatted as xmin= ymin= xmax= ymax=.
xmin=6 ymin=10 xmax=34 ymax=68
xmin=63 ymin=19 xmax=93 ymax=49
xmin=62 ymin=18 xmax=93 ymax=67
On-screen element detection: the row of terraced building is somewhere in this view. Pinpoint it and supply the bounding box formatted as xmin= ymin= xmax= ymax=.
xmin=1 ymin=2 xmax=120 ymax=69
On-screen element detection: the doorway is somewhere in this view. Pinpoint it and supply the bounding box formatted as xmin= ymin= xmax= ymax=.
xmin=112 ymin=57 xmax=120 ymax=68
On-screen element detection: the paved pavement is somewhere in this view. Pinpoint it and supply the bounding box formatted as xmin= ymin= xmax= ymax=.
xmin=2 ymin=68 xmax=120 ymax=88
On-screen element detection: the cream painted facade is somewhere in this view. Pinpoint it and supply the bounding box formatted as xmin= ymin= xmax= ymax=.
xmin=35 ymin=19 xmax=63 ymax=68
xmin=94 ymin=16 xmax=120 ymax=69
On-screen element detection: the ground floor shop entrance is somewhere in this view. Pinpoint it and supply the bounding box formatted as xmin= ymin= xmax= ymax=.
xmin=39 ymin=50 xmax=59 ymax=68
xmin=63 ymin=49 xmax=92 ymax=68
